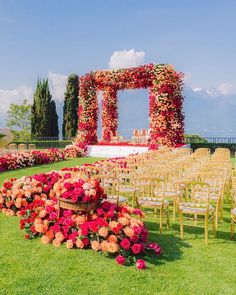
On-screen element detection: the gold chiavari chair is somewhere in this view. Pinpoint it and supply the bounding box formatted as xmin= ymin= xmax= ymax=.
xmin=136 ymin=179 xmax=170 ymax=233
xmin=176 ymin=183 xmax=216 ymax=245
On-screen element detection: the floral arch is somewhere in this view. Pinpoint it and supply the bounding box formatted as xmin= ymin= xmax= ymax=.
xmin=76 ymin=63 xmax=184 ymax=148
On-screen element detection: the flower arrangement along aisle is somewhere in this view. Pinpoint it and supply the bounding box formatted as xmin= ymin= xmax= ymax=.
xmin=0 ymin=169 xmax=161 ymax=269
xmin=0 ymin=145 xmax=86 ymax=173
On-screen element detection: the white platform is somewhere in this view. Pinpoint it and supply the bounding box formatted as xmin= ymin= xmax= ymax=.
xmin=87 ymin=145 xmax=149 ymax=158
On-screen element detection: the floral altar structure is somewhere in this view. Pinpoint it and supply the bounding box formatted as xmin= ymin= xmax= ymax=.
xmin=76 ymin=63 xmax=184 ymax=150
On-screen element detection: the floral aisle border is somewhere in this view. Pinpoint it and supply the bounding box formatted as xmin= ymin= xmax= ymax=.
xmin=76 ymin=64 xmax=184 ymax=148
xmin=0 ymin=157 xmax=161 ymax=269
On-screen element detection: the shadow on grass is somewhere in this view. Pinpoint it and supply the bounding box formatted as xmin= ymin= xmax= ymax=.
xmin=144 ymin=220 xmax=191 ymax=266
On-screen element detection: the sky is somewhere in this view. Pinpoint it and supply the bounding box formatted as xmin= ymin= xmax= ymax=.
xmin=0 ymin=0 xmax=236 ymax=136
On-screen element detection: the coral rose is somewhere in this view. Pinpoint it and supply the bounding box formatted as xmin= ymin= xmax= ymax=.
xmin=35 ymin=223 xmax=44 ymax=233
xmin=118 ymin=217 xmax=129 ymax=226
xmin=66 ymin=240 xmax=74 ymax=249
xmin=38 ymin=209 xmax=47 ymax=218
xmin=100 ymin=240 xmax=109 ymax=252
xmin=107 ymin=242 xmax=119 ymax=253
xmin=91 ymin=240 xmax=100 ymax=251
xmin=52 ymin=239 xmax=61 ymax=248
xmin=55 ymin=231 xmax=64 ymax=242
xmin=123 ymin=227 xmax=134 ymax=237
xmin=98 ymin=226 xmax=108 ymax=238
xmin=41 ymin=235 xmax=50 ymax=244
xmin=75 ymin=239 xmax=84 ymax=249
xmin=45 ymin=230 xmax=54 ymax=240
xmin=76 ymin=215 xmax=86 ymax=225
xmin=108 ymin=234 xmax=118 ymax=243
xmin=109 ymin=221 xmax=118 ymax=230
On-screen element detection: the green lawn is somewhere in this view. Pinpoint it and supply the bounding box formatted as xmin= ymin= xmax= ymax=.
xmin=0 ymin=158 xmax=236 ymax=295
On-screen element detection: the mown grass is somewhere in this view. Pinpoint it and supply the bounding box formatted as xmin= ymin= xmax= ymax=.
xmin=0 ymin=157 xmax=236 ymax=295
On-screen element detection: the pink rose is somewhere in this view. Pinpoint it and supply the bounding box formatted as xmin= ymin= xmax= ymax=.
xmin=115 ymin=255 xmax=125 ymax=265
xmin=120 ymin=238 xmax=131 ymax=250
xmin=136 ymin=259 xmax=146 ymax=270
xmin=49 ymin=212 xmax=57 ymax=220
xmin=131 ymin=243 xmax=142 ymax=254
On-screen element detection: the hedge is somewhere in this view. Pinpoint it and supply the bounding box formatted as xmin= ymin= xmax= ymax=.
xmin=9 ymin=140 xmax=72 ymax=149
xmin=190 ymin=143 xmax=236 ymax=155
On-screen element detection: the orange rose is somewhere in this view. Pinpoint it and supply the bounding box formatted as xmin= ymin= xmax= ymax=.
xmin=45 ymin=230 xmax=54 ymax=240
xmin=123 ymin=227 xmax=134 ymax=237
xmin=91 ymin=240 xmax=100 ymax=251
xmin=52 ymin=239 xmax=61 ymax=248
xmin=75 ymin=239 xmax=84 ymax=249
xmin=107 ymin=242 xmax=119 ymax=253
xmin=100 ymin=240 xmax=109 ymax=252
xmin=66 ymin=240 xmax=74 ymax=249
xmin=98 ymin=227 xmax=108 ymax=238
xmin=55 ymin=232 xmax=64 ymax=242
xmin=108 ymin=235 xmax=118 ymax=243
xmin=41 ymin=235 xmax=50 ymax=244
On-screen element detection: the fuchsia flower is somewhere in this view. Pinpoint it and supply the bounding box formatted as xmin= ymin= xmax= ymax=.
xmin=136 ymin=259 xmax=146 ymax=270
xmin=115 ymin=255 xmax=125 ymax=265
xmin=131 ymin=243 xmax=142 ymax=255
xmin=120 ymin=238 xmax=131 ymax=250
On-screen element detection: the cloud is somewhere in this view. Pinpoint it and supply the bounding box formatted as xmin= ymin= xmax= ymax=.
xmin=109 ymin=49 xmax=145 ymax=69
xmin=0 ymin=85 xmax=33 ymax=114
xmin=48 ymin=71 xmax=67 ymax=102
xmin=0 ymin=85 xmax=33 ymax=128
xmin=218 ymin=82 xmax=236 ymax=96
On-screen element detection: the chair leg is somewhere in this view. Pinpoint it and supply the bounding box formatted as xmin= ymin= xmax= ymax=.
xmin=160 ymin=208 xmax=163 ymax=234
xmin=205 ymin=215 xmax=209 ymax=246
xmin=166 ymin=206 xmax=170 ymax=229
xmin=173 ymin=200 xmax=176 ymax=222
xmin=212 ymin=212 xmax=216 ymax=237
xmin=179 ymin=212 xmax=184 ymax=240
xmin=230 ymin=214 xmax=234 ymax=239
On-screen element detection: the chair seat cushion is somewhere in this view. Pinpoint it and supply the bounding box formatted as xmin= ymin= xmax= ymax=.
xmin=154 ymin=190 xmax=181 ymax=197
xmin=231 ymin=208 xmax=236 ymax=215
xmin=139 ymin=198 xmax=169 ymax=207
xmin=118 ymin=186 xmax=137 ymax=193
xmin=107 ymin=195 xmax=128 ymax=204
xmin=179 ymin=202 xmax=214 ymax=214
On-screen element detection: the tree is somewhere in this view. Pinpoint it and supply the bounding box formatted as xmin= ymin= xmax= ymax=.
xmin=7 ymin=99 xmax=31 ymax=141
xmin=31 ymin=79 xmax=59 ymax=139
xmin=62 ymin=74 xmax=79 ymax=139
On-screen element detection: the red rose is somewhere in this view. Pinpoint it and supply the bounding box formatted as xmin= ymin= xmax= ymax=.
xmin=115 ymin=255 xmax=125 ymax=265
xmin=120 ymin=238 xmax=131 ymax=250
xmin=131 ymin=243 xmax=142 ymax=254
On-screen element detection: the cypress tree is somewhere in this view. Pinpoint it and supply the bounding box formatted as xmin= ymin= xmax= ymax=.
xmin=31 ymin=78 xmax=59 ymax=139
xmin=62 ymin=74 xmax=79 ymax=139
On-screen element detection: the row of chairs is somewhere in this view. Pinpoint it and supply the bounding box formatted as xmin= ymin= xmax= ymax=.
xmin=87 ymin=147 xmax=233 ymax=245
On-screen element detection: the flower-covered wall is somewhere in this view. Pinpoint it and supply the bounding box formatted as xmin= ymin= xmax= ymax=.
xmin=76 ymin=64 xmax=184 ymax=148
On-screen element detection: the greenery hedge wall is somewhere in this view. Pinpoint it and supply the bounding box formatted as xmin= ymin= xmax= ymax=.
xmin=9 ymin=140 xmax=72 ymax=149
xmin=190 ymin=143 xmax=236 ymax=155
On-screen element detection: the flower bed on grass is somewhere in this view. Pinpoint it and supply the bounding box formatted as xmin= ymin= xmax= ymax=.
xmin=0 ymin=145 xmax=85 ymax=173
xmin=0 ymin=165 xmax=161 ymax=269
